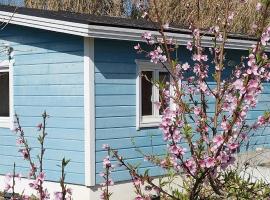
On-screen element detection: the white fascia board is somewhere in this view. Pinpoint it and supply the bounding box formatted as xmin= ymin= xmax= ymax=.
xmin=0 ymin=10 xmax=89 ymax=36
xmin=87 ymin=24 xmax=270 ymax=51
xmin=0 ymin=10 xmax=269 ymax=51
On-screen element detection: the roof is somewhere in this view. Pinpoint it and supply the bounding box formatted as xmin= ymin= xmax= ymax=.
xmin=0 ymin=5 xmax=160 ymax=30
xmin=0 ymin=5 xmax=256 ymax=40
xmin=0 ymin=4 xmax=268 ymax=51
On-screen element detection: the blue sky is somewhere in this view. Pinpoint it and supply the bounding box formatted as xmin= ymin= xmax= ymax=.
xmin=0 ymin=0 xmax=24 ymax=6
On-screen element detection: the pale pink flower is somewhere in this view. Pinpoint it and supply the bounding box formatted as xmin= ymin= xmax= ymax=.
xmin=134 ymin=43 xmax=141 ymax=50
xmin=228 ymin=12 xmax=234 ymax=22
xmin=186 ymin=41 xmax=192 ymax=51
xmin=162 ymin=23 xmax=169 ymax=29
xmin=103 ymin=156 xmax=111 ymax=168
xmin=257 ymin=116 xmax=266 ymax=126
xmin=185 ymin=158 xmax=197 ymax=175
xmin=261 ymin=32 xmax=270 ymax=46
xmin=221 ymin=120 xmax=230 ymax=132
xmin=256 ymin=3 xmax=262 ymax=11
xmin=21 ymin=195 xmax=30 ymax=200
xmin=205 ymin=157 xmax=216 ymax=168
xmin=135 ymin=195 xmax=144 ymax=200
xmin=19 ymin=149 xmax=29 ymax=160
xmin=182 ymin=62 xmax=190 ymax=70
xmin=228 ymin=142 xmax=239 ymax=150
xmin=194 ymin=106 xmax=201 ymax=116
xmin=199 ymin=82 xmax=207 ymax=92
xmin=142 ymin=32 xmax=152 ymax=40
xmin=54 ymin=192 xmax=62 ymax=200
xmin=102 ymin=144 xmax=110 ymax=150
xmin=213 ymin=135 xmax=224 ymax=147
xmin=133 ymin=176 xmax=143 ymax=186
xmin=141 ymin=12 xmax=148 ymax=18
xmin=233 ymin=79 xmax=244 ymax=90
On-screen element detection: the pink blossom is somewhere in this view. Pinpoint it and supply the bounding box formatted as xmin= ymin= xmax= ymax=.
xmin=217 ymin=151 xmax=230 ymax=164
xmin=149 ymin=46 xmax=167 ymax=64
xmin=169 ymin=145 xmax=186 ymax=156
xmin=107 ymin=178 xmax=114 ymax=186
xmin=185 ymin=159 xmax=197 ymax=175
xmin=221 ymin=120 xmax=230 ymax=132
xmin=182 ymin=62 xmax=190 ymax=70
xmin=162 ymin=23 xmax=169 ymax=29
xmin=19 ymin=148 xmax=29 ymax=160
xmin=228 ymin=12 xmax=234 ymax=22
xmin=205 ymin=157 xmax=216 ymax=168
xmin=257 ymin=116 xmax=266 ymax=126
xmin=261 ymin=32 xmax=270 ymax=46
xmin=199 ymin=82 xmax=207 ymax=92
xmin=142 ymin=32 xmax=152 ymax=40
xmin=37 ymin=123 xmax=43 ymax=131
xmin=172 ymin=129 xmax=181 ymax=142
xmin=21 ymin=195 xmax=30 ymax=200
xmin=37 ymin=172 xmax=45 ymax=182
xmin=103 ymin=156 xmax=111 ymax=168
xmin=133 ymin=176 xmax=143 ymax=186
xmin=67 ymin=188 xmax=72 ymax=195
xmin=193 ymin=54 xmax=208 ymax=62
xmin=102 ymin=144 xmax=110 ymax=150
xmin=135 ymin=195 xmax=144 ymax=200
xmin=228 ymin=142 xmax=239 ymax=151
xmin=186 ymin=41 xmax=192 ymax=51
xmin=256 ymin=3 xmax=262 ymax=11
xmin=213 ymin=135 xmax=224 ymax=147
xmin=134 ymin=43 xmax=141 ymax=50
xmin=194 ymin=107 xmax=201 ymax=116
xmin=233 ymin=79 xmax=244 ymax=90
xmin=16 ymin=138 xmax=23 ymax=145
xmin=198 ymin=159 xmax=206 ymax=168
xmin=141 ymin=12 xmax=148 ymax=18
xmin=54 ymin=192 xmax=63 ymax=200
xmin=251 ymin=23 xmax=258 ymax=32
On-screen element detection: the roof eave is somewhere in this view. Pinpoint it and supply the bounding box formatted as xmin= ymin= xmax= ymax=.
xmin=0 ymin=9 xmax=269 ymax=52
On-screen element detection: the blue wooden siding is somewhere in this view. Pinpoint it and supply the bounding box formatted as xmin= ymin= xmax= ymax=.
xmin=0 ymin=25 xmax=85 ymax=184
xmin=94 ymin=38 xmax=270 ymax=183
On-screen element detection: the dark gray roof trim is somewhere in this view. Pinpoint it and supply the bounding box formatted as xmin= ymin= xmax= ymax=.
xmin=0 ymin=5 xmax=258 ymax=41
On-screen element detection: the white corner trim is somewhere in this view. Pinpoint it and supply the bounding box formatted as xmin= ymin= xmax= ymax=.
xmin=136 ymin=63 xmax=140 ymax=131
xmin=0 ymin=10 xmax=269 ymax=51
xmin=9 ymin=58 xmax=14 ymax=130
xmin=84 ymin=37 xmax=95 ymax=186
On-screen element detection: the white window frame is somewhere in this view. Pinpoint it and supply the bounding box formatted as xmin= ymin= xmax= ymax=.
xmin=0 ymin=59 xmax=14 ymax=129
xmin=136 ymin=60 xmax=172 ymax=130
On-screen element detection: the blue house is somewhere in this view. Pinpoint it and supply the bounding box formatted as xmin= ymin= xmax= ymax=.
xmin=0 ymin=5 xmax=269 ymax=199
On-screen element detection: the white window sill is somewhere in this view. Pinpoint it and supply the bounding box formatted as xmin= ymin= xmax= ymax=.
xmin=0 ymin=117 xmax=10 ymax=128
xmin=138 ymin=116 xmax=161 ymax=129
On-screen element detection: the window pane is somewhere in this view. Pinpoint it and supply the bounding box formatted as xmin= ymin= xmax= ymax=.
xmin=159 ymin=72 xmax=170 ymax=114
xmin=0 ymin=72 xmax=9 ymax=117
xmin=141 ymin=71 xmax=153 ymax=116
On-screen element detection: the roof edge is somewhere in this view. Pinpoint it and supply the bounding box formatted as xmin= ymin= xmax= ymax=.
xmin=0 ymin=5 xmax=268 ymax=51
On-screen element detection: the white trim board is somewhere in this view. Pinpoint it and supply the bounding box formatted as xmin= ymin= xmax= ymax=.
xmin=0 ymin=10 xmax=269 ymax=51
xmin=84 ymin=37 xmax=96 ymax=186
xmin=0 ymin=57 xmax=14 ymax=129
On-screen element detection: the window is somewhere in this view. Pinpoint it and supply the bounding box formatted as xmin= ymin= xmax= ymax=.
xmin=136 ymin=60 xmax=171 ymax=129
xmin=0 ymin=59 xmax=13 ymax=128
